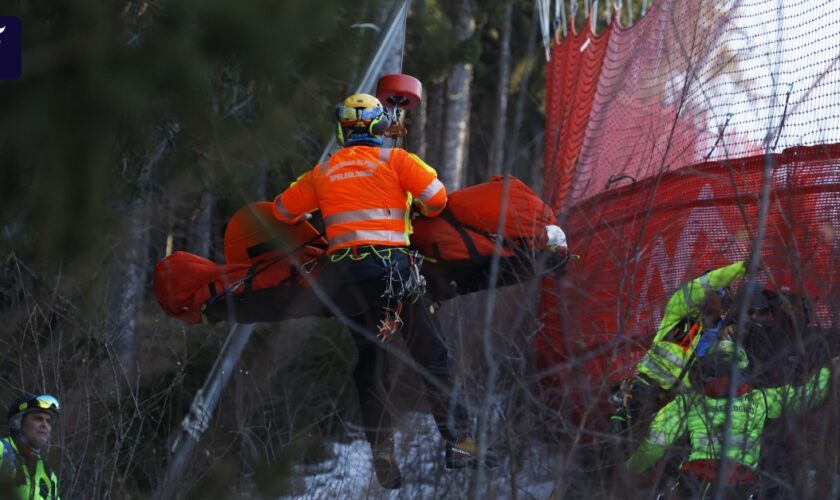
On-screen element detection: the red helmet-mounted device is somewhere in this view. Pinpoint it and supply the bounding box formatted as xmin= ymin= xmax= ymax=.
xmin=376 ymin=74 xmax=422 ymax=110
xmin=375 ymin=74 xmax=422 ymax=139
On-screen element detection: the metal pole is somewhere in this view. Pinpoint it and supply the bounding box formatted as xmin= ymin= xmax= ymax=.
xmin=157 ymin=323 xmax=256 ymax=498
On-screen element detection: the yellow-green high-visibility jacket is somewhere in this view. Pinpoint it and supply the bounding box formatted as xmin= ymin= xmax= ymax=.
xmin=627 ymin=367 xmax=830 ymax=473
xmin=0 ymin=436 xmax=60 ymax=499
xmin=636 ymin=261 xmax=746 ymax=390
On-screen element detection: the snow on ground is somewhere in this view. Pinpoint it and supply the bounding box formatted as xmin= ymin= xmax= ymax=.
xmin=284 ymin=413 xmax=558 ymax=499
xmin=283 ymin=412 xmax=840 ymax=499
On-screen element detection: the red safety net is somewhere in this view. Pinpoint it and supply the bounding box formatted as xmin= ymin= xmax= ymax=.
xmin=538 ymin=0 xmax=840 ymax=402
xmin=544 ymin=19 xmax=611 ymax=210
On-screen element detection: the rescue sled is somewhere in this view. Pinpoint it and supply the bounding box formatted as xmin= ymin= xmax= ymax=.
xmin=154 ymin=177 xmax=568 ymax=325
xmin=154 ymin=202 xmax=328 ymax=325
xmin=412 ymin=175 xmax=568 ymax=300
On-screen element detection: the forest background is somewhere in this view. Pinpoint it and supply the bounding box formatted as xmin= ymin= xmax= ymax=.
xmin=1 ymin=0 xmax=659 ymax=497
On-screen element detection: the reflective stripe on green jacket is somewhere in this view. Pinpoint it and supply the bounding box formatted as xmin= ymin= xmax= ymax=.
xmin=627 ymin=367 xmax=831 ymax=474
xmin=637 ymin=261 xmax=746 ymax=389
xmin=0 ymin=436 xmax=60 ymax=500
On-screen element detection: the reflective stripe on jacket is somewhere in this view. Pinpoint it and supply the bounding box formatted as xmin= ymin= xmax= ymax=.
xmin=273 ymin=146 xmax=446 ymax=254
xmin=637 ymin=261 xmax=746 ymax=389
xmin=0 ymin=436 xmax=60 ymax=499
xmin=626 ymin=367 xmax=830 ymax=474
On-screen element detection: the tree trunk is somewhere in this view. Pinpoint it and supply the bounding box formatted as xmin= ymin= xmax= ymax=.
xmin=409 ymin=86 xmax=427 ymax=158
xmin=441 ymin=0 xmax=475 ymax=191
xmin=105 ymin=124 xmax=178 ymax=372
xmin=187 ymin=190 xmax=214 ymax=259
xmin=105 ymin=196 xmax=149 ymax=372
xmin=489 ymin=2 xmax=513 ymax=176
xmin=426 ymin=79 xmax=447 ymax=171
xmin=507 ymin=6 xmax=539 ymax=182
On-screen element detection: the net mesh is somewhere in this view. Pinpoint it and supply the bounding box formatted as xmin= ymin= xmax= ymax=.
xmin=539 ymin=0 xmax=840 ymax=392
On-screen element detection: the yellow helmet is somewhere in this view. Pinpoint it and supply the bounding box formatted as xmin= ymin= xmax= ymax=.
xmin=335 ymin=93 xmax=390 ymax=145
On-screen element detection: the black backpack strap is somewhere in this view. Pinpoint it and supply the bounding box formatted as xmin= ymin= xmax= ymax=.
xmin=245 ymin=263 xmax=258 ymax=293
xmin=441 ymin=210 xmax=542 ymax=260
xmin=439 ymin=209 xmax=480 ymax=260
xmin=430 ymin=242 xmax=443 ymax=262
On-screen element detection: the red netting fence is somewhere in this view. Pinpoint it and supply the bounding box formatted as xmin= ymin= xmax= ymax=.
xmin=539 ymin=0 xmax=840 ymax=395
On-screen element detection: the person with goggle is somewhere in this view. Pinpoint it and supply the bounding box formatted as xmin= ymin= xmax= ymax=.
xmin=1 ymin=393 xmax=60 ymax=499
xmin=612 ymin=261 xmax=748 ymax=442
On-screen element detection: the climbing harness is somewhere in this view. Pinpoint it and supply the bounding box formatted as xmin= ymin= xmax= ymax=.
xmin=378 ymin=248 xmax=427 ymax=342
xmin=328 ymin=245 xmax=408 ymax=263
xmin=328 ymin=244 xmax=427 ymax=341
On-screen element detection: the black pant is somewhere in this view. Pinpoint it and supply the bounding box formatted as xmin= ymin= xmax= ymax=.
xmin=320 ymin=250 xmax=468 ymax=448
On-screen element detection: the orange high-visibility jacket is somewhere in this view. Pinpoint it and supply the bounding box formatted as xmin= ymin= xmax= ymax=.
xmin=273 ymin=145 xmax=447 ymax=254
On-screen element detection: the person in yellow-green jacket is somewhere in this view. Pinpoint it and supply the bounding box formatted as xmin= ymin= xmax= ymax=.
xmin=638 ymin=261 xmax=747 ymax=391
xmin=0 ymin=394 xmax=60 ymax=499
xmin=614 ymin=261 xmax=747 ymax=437
xmin=626 ymin=340 xmax=837 ymax=498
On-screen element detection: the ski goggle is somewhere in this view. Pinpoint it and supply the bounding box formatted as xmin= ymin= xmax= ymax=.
xmin=18 ymin=394 xmax=60 ymax=413
xmin=336 ymin=105 xmax=383 ymax=127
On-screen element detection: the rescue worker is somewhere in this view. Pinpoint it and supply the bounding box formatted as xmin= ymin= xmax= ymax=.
xmin=272 ymin=93 xmax=479 ymax=489
xmin=1 ymin=393 xmax=60 ymax=499
xmin=743 ymin=273 xmax=820 ymax=388
xmin=625 ymin=340 xmax=838 ymax=499
xmin=616 ymin=261 xmax=746 ymax=438
xmin=747 ymin=273 xmax=826 ymax=498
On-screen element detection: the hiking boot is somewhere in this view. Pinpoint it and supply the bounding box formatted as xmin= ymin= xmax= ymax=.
xmin=371 ymin=446 xmax=402 ymax=489
xmin=445 ymin=437 xmax=499 ymax=469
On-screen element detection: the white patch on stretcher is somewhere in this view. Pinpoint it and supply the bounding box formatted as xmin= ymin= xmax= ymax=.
xmin=546 ymin=225 xmax=568 ymax=251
